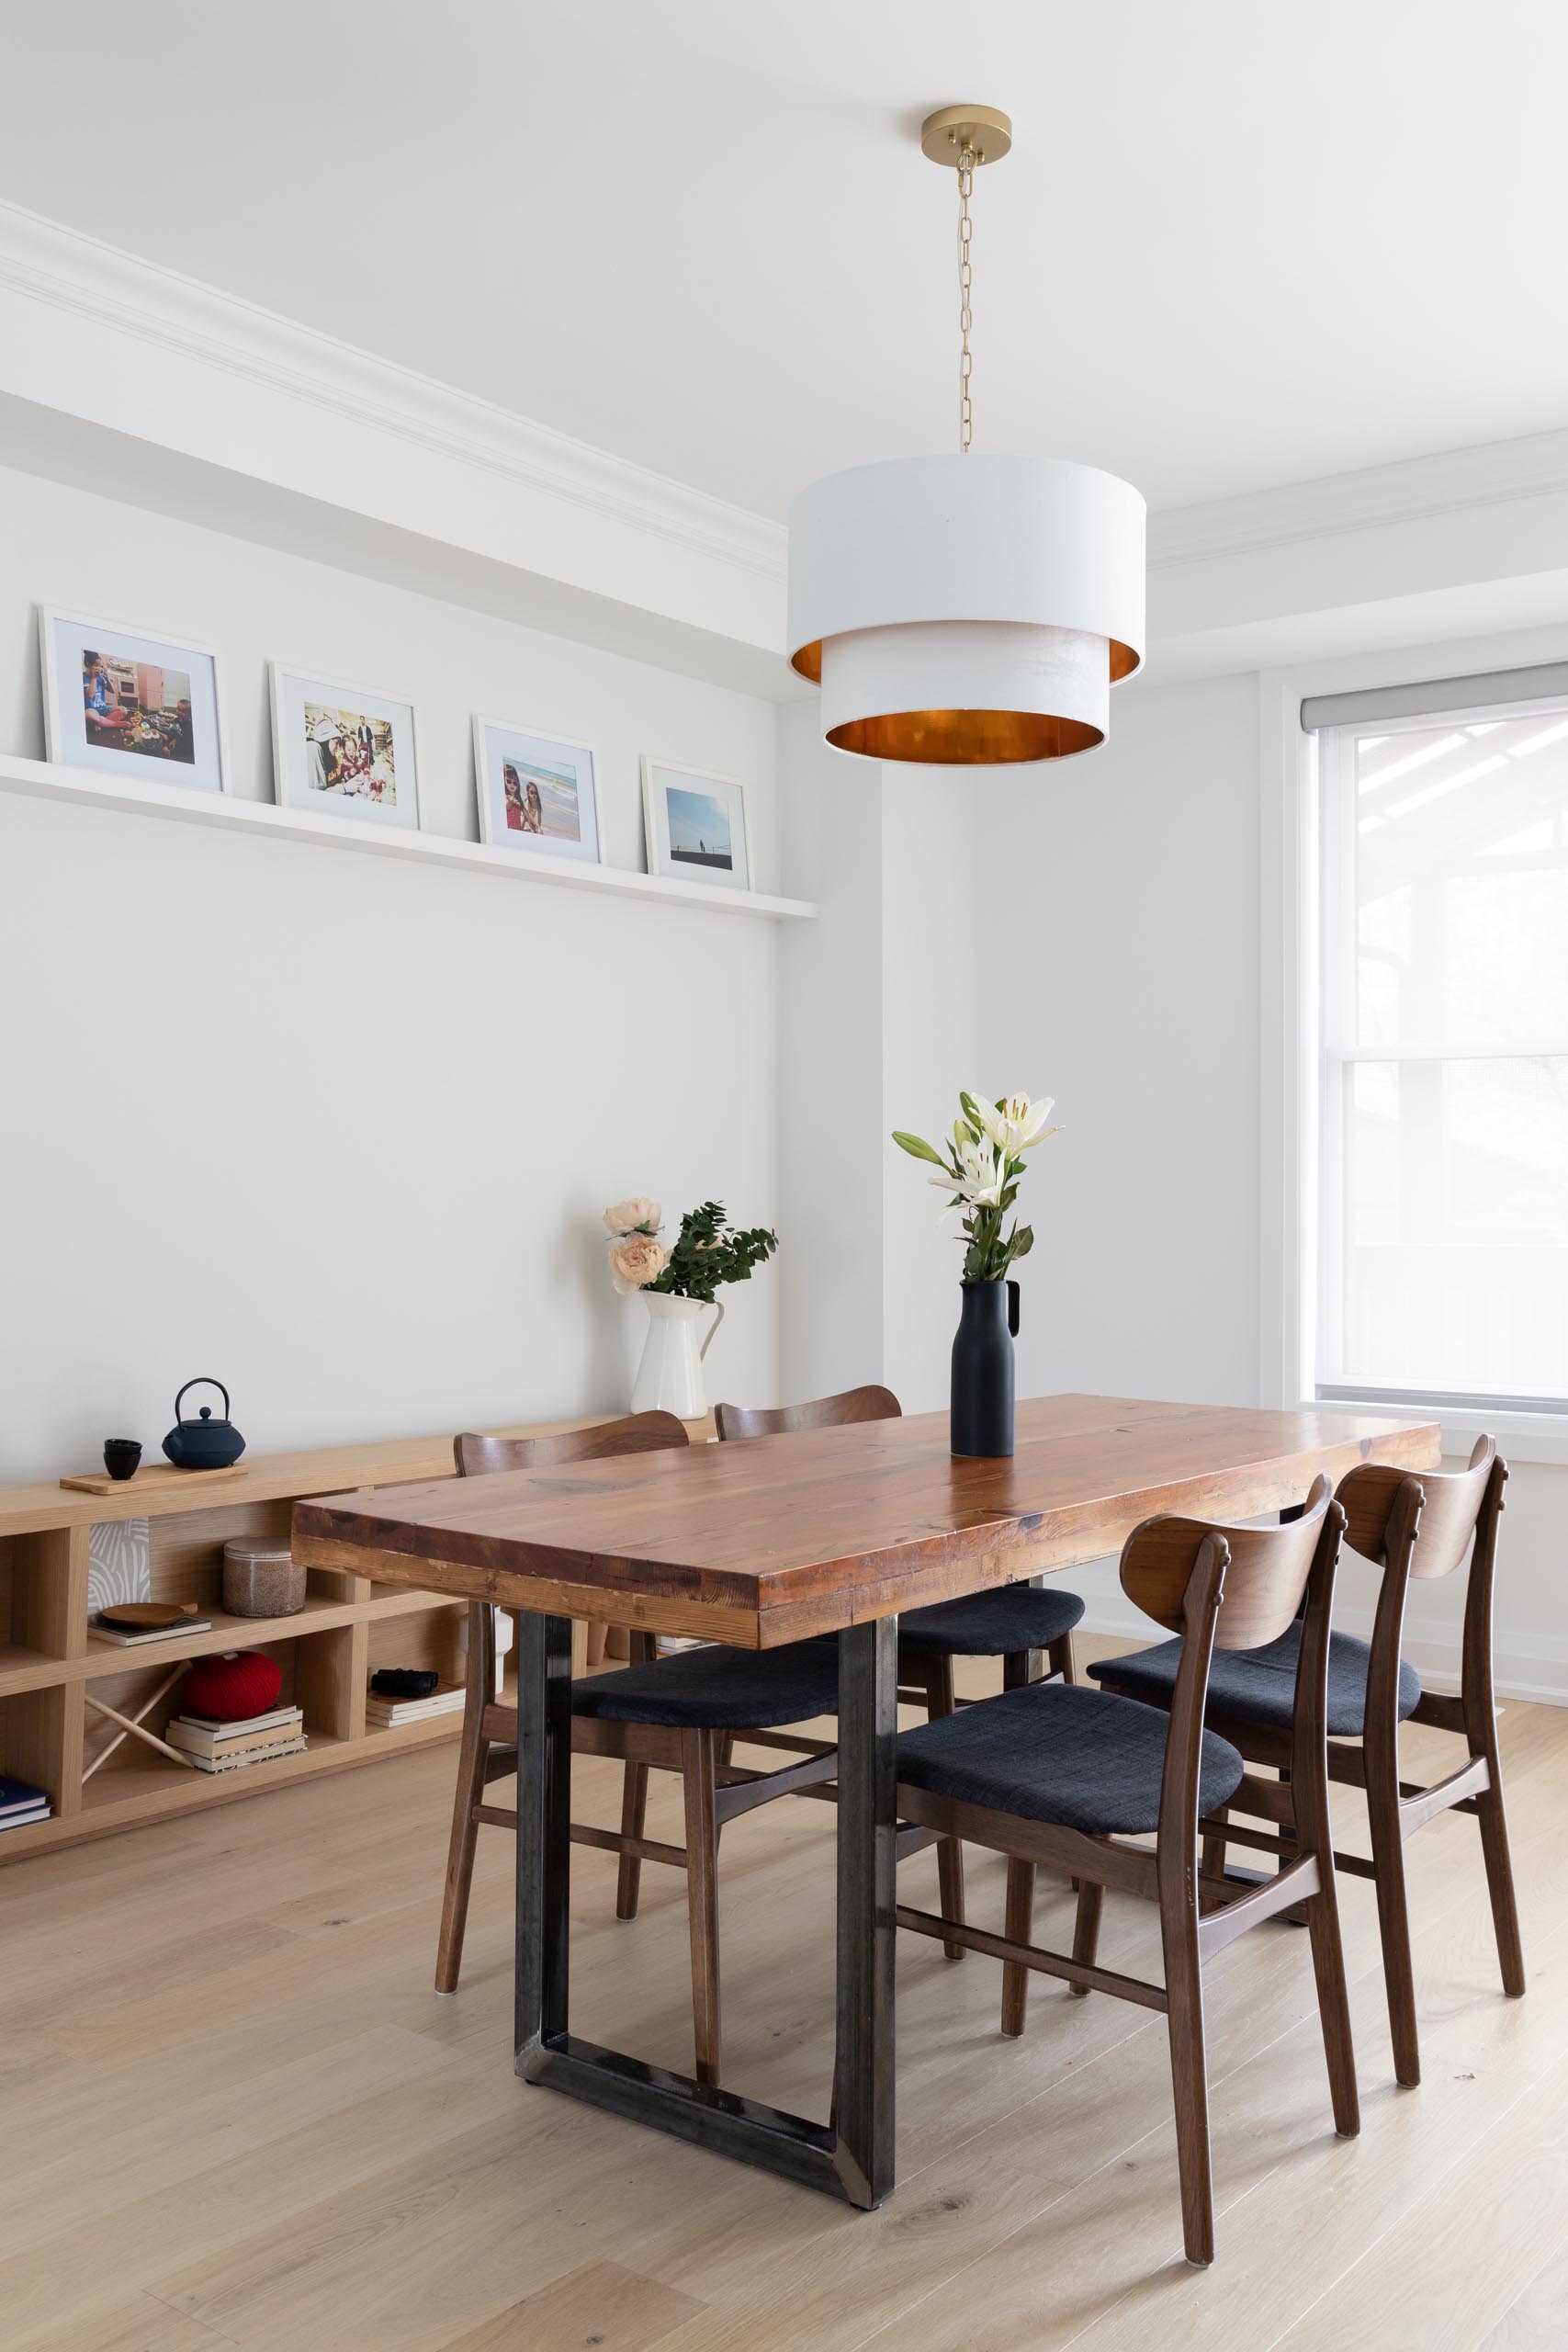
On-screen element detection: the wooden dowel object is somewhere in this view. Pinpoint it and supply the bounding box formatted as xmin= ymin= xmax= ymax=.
xmin=84 ymin=1668 xmax=197 ymax=1776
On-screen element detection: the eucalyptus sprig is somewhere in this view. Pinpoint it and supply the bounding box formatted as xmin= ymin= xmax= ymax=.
xmin=893 ymin=1091 xmax=1058 ymax=1283
xmin=649 ymin=1200 xmax=778 ymax=1306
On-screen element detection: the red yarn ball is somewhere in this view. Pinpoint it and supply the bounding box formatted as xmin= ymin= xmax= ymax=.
xmin=183 ymin=1649 xmax=283 ymax=1723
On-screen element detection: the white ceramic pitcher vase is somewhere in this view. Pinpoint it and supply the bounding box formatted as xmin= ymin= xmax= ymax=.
xmin=629 ymin=1293 xmax=725 ymax=1419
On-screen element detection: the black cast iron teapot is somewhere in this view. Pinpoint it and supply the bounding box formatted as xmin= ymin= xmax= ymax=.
xmin=163 ymin=1377 xmax=246 ymax=1470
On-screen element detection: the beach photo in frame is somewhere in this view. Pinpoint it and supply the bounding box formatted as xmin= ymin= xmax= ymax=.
xmin=39 ymin=607 xmax=228 ymax=793
xmin=269 ymin=665 xmax=421 ymax=831
xmin=640 ymin=756 xmax=751 ymax=892
xmin=472 ymin=717 xmax=601 ymax=864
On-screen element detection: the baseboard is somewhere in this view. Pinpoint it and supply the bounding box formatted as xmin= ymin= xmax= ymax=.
xmin=1077 ymin=1605 xmax=1568 ymax=1710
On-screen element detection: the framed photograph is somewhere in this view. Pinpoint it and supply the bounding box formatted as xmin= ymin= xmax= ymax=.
xmin=640 ymin=757 xmax=752 ymax=892
xmin=269 ymin=665 xmax=421 ymax=831
xmin=39 ymin=608 xmax=228 ymax=792
xmin=472 ymin=717 xmax=601 ymax=864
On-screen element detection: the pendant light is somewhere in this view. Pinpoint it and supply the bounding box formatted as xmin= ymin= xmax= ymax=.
xmin=787 ymin=106 xmax=1145 ymax=764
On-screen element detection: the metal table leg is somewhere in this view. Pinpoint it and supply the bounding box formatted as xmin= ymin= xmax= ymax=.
xmin=513 ymin=1607 xmax=899 ymax=2207
xmin=832 ymin=1615 xmax=897 ymax=2207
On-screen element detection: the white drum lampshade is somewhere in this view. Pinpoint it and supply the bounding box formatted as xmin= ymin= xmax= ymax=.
xmin=787 ymin=453 xmax=1146 ymax=764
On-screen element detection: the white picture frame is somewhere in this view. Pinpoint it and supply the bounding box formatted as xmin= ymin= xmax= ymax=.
xmin=472 ymin=716 xmax=602 ymax=864
xmin=640 ymin=756 xmax=752 ymax=892
xmin=39 ymin=606 xmax=228 ymax=793
xmin=269 ymin=664 xmax=422 ymax=831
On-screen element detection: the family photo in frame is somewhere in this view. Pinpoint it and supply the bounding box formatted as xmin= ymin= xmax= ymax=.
xmin=39 ymin=608 xmax=227 ymax=794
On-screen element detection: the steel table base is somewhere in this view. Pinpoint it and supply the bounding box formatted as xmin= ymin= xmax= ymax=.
xmin=513 ymin=1610 xmax=897 ymax=2208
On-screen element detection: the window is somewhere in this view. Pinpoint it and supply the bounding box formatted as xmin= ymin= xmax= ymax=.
xmin=1314 ymin=691 xmax=1568 ymax=1412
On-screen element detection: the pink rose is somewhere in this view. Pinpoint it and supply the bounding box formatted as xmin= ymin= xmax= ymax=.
xmin=608 ymin=1234 xmax=669 ymax=1295
xmin=603 ymin=1197 xmax=661 ymax=1237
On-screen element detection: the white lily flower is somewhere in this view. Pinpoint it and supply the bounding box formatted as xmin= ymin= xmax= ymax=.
xmin=974 ymin=1092 xmax=1057 ymax=1158
xmin=928 ymin=1136 xmax=1006 ymax=1210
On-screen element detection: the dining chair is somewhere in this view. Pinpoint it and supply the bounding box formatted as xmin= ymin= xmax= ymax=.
xmin=714 ymin=1384 xmax=1086 ymax=1954
xmin=434 ymin=1410 xmax=842 ymax=2087
xmin=1089 ymin=1437 xmax=1523 ymax=2086
xmin=890 ymin=1477 xmax=1358 ymax=2267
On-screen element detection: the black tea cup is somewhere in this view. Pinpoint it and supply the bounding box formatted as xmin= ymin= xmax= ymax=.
xmin=103 ymin=1440 xmax=142 ymax=1481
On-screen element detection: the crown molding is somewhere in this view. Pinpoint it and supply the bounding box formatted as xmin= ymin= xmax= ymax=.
xmin=0 ymin=198 xmax=788 ymax=590
xmin=6 ymin=197 xmax=1568 ymax=657
xmin=1149 ymin=428 xmax=1568 ymax=570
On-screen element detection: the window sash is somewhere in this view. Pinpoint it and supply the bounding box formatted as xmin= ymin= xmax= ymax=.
xmin=1314 ymin=711 xmax=1568 ymax=1411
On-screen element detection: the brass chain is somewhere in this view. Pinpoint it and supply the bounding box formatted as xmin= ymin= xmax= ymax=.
xmin=957 ymin=144 xmax=975 ymax=451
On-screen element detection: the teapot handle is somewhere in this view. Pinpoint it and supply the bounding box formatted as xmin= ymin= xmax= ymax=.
xmin=699 ymin=1298 xmax=726 ymax=1362
xmin=175 ymin=1376 xmax=231 ymax=1425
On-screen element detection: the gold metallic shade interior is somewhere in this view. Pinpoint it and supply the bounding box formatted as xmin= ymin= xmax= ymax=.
xmin=824 ymin=708 xmax=1105 ymax=764
xmin=791 ymin=639 xmax=1142 ymax=686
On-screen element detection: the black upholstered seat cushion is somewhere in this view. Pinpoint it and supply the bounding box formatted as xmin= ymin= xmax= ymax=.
xmin=1087 ymin=1623 xmax=1421 ymax=1738
xmin=570 ymin=1639 xmax=840 ymax=1730
xmin=896 ymin=1679 xmax=1245 ymax=1837
xmin=897 ymin=1583 xmax=1086 ymax=1658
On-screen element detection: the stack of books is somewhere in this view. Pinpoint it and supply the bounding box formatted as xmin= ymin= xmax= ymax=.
xmin=91 ymin=1616 xmax=213 ymax=1648
xmin=0 ymin=1774 xmax=51 ymax=1832
xmin=366 ymin=1683 xmax=467 ymax=1729
xmin=165 ymin=1705 xmax=306 ymax=1773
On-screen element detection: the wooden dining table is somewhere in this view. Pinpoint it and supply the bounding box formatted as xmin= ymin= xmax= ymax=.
xmin=291 ymin=1392 xmax=1439 ymax=2211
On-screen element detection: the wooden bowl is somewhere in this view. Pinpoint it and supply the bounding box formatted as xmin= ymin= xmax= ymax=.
xmin=97 ymin=1601 xmax=198 ymax=1632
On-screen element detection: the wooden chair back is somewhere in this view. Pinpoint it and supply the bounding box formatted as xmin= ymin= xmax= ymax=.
xmin=452 ymin=1414 xmax=690 ymax=1692
xmin=1120 ymin=1476 xmax=1337 ymax=1651
xmin=1338 ymin=1437 xmax=1498 ymax=1579
xmin=1337 ymin=1438 xmax=1508 ymax=1755
xmin=714 ymin=1385 xmax=901 ymax=1442
xmin=1125 ymin=1480 xmax=1347 ymax=1883
xmin=454 ymin=1411 xmax=690 ymax=1477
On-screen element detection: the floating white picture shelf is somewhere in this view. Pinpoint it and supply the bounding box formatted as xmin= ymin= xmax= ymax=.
xmin=0 ymin=752 xmax=818 ymax=922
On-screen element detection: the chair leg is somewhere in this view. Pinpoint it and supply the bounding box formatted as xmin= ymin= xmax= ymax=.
xmin=681 ymin=1728 xmax=722 ymax=2088
xmin=1475 ymin=1757 xmax=1527 ymax=1999
xmin=1068 ymin=1876 xmax=1103 ymax=1999
xmin=925 ymin=1657 xmax=966 ymax=1961
xmin=1365 ymin=1750 xmax=1421 ymax=2087
xmin=1201 ymin=1808 xmax=1227 ymax=1894
xmin=434 ymin=1638 xmax=491 ymax=1996
xmin=1160 ymin=1902 xmax=1214 ymax=2267
xmin=1304 ymin=1877 xmax=1360 ymax=2139
xmin=1048 ymin=1630 xmax=1077 ymax=1685
xmin=714 ymin=1733 xmax=736 ymax=1853
xmin=1000 ymin=1859 xmax=1034 ymax=2034
xmin=615 ymin=1758 xmax=649 ymax=1920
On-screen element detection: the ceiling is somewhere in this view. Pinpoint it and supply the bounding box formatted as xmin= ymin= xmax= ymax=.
xmin=6 ymin=0 xmax=1568 ymax=524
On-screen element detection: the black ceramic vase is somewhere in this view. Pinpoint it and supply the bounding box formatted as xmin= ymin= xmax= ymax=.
xmin=951 ymin=1279 xmax=1020 ymax=1458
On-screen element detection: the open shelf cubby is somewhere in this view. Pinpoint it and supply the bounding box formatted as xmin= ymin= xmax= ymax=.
xmin=0 ymin=1406 xmax=682 ymax=1864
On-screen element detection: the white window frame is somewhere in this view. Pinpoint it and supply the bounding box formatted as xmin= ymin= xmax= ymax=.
xmin=1260 ymin=639 xmax=1568 ymax=1467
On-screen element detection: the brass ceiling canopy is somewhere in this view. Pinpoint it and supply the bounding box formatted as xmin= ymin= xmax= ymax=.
xmin=919 ymin=104 xmax=1013 ymax=168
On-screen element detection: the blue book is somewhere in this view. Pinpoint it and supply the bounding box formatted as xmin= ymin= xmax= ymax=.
xmin=0 ymin=1775 xmax=50 ymax=1820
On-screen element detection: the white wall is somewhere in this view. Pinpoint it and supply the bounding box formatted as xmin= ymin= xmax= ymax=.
xmin=879 ymin=774 xmax=976 ymax=1411
xmin=777 ymin=706 xmax=885 ymax=1407
xmin=969 ymin=673 xmax=1262 ymax=1616
xmin=776 ymin=735 xmax=977 ymax=1412
xmin=0 ymin=463 xmax=784 ymax=1476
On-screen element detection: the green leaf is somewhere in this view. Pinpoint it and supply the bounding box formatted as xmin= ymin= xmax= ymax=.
xmin=891 ymin=1129 xmax=946 ymax=1167
xmin=1010 ymin=1226 xmax=1034 ymax=1258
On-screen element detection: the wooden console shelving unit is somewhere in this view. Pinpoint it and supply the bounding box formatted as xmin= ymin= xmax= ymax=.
xmin=0 ymin=1411 xmax=706 ymax=1864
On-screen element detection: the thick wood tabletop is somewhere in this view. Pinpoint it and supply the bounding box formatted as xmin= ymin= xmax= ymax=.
xmin=290 ymin=1394 xmax=1440 ymax=1650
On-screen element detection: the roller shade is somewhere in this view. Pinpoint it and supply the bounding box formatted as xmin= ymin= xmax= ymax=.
xmin=1300 ymin=660 xmax=1568 ymax=732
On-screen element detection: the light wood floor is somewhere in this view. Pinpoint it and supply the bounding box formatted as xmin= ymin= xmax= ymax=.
xmin=4 ymin=1638 xmax=1565 ymax=2352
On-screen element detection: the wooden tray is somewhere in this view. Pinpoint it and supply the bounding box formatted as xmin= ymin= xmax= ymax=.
xmin=60 ymin=1461 xmax=250 ymax=1497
